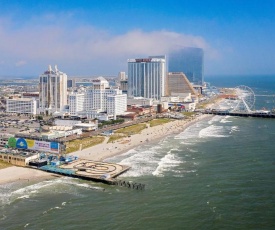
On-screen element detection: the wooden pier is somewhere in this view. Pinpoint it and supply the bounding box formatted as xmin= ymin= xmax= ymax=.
xmin=38 ymin=159 xmax=145 ymax=190
xmin=204 ymin=111 xmax=275 ymax=118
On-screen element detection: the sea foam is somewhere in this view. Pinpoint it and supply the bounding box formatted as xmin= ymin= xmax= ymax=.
xmin=152 ymin=153 xmax=182 ymax=177
xmin=199 ymin=125 xmax=229 ymax=138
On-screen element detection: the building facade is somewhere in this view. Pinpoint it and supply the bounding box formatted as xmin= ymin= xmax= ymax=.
xmin=127 ymin=57 xmax=166 ymax=100
xmin=67 ymin=79 xmax=76 ymax=88
xmin=68 ymin=93 xmax=85 ymax=116
xmin=6 ymin=98 xmax=37 ymax=115
xmin=118 ymin=72 xmax=127 ymax=81
xmin=166 ymin=72 xmax=197 ymax=96
xmin=68 ymin=77 xmax=127 ymax=119
xmin=39 ymin=65 xmax=68 ymax=114
xmin=107 ymin=94 xmax=127 ymax=119
xmin=168 ymin=47 xmax=204 ymax=85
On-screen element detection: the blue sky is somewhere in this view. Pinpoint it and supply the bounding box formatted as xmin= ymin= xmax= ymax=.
xmin=0 ymin=0 xmax=275 ymax=77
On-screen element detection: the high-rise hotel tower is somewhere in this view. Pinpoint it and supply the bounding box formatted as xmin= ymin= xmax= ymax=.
xmin=127 ymin=56 xmax=166 ymax=100
xmin=39 ymin=65 xmax=67 ymax=114
xmin=169 ymin=47 xmax=204 ymax=85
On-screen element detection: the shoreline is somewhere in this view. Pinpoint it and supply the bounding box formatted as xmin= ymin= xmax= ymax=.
xmin=71 ymin=113 xmax=212 ymax=161
xmin=0 ymin=166 xmax=59 ymax=185
xmin=0 ymin=114 xmax=212 ymax=186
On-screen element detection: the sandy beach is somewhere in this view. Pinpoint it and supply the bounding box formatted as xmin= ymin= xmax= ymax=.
xmin=0 ymin=166 xmax=58 ymax=185
xmin=71 ymin=114 xmax=212 ymax=161
xmin=0 ymin=114 xmax=212 ymax=185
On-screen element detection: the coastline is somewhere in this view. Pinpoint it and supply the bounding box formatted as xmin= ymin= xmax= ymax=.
xmin=71 ymin=113 xmax=212 ymax=161
xmin=0 ymin=113 xmax=212 ymax=186
xmin=0 ymin=166 xmax=59 ymax=185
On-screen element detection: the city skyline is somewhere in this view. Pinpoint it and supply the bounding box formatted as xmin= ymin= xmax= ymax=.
xmin=1 ymin=0 xmax=275 ymax=76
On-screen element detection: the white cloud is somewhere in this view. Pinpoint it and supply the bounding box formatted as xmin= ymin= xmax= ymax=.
xmin=0 ymin=16 xmax=217 ymax=75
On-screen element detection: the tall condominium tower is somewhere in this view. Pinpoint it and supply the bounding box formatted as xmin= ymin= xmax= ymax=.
xmin=168 ymin=47 xmax=204 ymax=85
xmin=127 ymin=56 xmax=166 ymax=100
xmin=39 ymin=65 xmax=68 ymax=114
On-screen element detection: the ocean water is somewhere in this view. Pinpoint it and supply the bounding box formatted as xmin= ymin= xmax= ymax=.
xmin=0 ymin=76 xmax=275 ymax=230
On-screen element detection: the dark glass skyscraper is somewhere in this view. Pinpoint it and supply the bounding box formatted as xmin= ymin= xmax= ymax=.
xmin=168 ymin=47 xmax=204 ymax=85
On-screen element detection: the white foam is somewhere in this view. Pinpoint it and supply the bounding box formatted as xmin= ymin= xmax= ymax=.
xmin=152 ymin=153 xmax=182 ymax=177
xmin=74 ymin=183 xmax=104 ymax=191
xmin=175 ymin=121 xmax=205 ymax=140
xmin=17 ymin=195 xmax=30 ymax=200
xmin=188 ymin=148 xmax=198 ymax=153
xmin=179 ymin=141 xmax=196 ymax=145
xmin=230 ymin=126 xmax=240 ymax=132
xmin=199 ymin=125 xmax=229 ymax=138
xmin=208 ymin=116 xmax=223 ymax=125
xmin=12 ymin=180 xmax=55 ymax=195
xmin=119 ymin=148 xmax=160 ymax=177
xmin=0 ymin=177 xmax=104 ymax=206
xmin=43 ymin=206 xmax=63 ymax=215
xmin=105 ymin=149 xmax=138 ymax=162
xmin=220 ymin=116 xmax=232 ymax=123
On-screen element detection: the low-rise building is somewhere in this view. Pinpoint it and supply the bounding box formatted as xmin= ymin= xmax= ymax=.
xmin=0 ymin=150 xmax=39 ymax=166
xmin=6 ymin=98 xmax=37 ymax=115
xmin=127 ymin=97 xmax=153 ymax=106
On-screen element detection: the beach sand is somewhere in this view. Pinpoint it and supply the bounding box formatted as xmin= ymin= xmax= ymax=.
xmin=0 ymin=166 xmax=59 ymax=185
xmin=71 ymin=114 xmax=212 ymax=161
xmin=0 ymin=114 xmax=212 ymax=185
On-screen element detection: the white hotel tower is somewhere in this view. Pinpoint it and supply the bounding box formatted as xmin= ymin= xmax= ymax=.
xmin=68 ymin=77 xmax=127 ymax=119
xmin=39 ymin=65 xmax=67 ymax=114
xmin=127 ymin=56 xmax=166 ymax=100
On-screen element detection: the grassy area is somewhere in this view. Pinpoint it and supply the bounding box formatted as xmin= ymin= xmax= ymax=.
xmin=116 ymin=123 xmax=147 ymax=135
xmin=108 ymin=133 xmax=126 ymax=143
xmin=182 ymin=111 xmax=195 ymax=117
xmin=66 ymin=136 xmax=105 ymax=154
xmin=107 ymin=123 xmax=147 ymax=143
xmin=0 ymin=160 xmax=12 ymax=169
xmin=149 ymin=118 xmax=171 ymax=127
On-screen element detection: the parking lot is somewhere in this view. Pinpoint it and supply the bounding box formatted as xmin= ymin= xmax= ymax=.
xmin=0 ymin=113 xmax=42 ymax=136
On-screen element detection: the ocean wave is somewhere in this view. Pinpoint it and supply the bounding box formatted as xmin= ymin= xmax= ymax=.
xmin=118 ymin=148 xmax=160 ymax=177
xmin=105 ymin=149 xmax=138 ymax=162
xmin=152 ymin=153 xmax=182 ymax=177
xmin=42 ymin=206 xmax=62 ymax=215
xmin=220 ymin=116 xmax=232 ymax=123
xmin=179 ymin=141 xmax=197 ymax=145
xmin=16 ymin=195 xmax=30 ymax=200
xmin=74 ymin=183 xmax=104 ymax=191
xmin=0 ymin=177 xmax=104 ymax=206
xmin=230 ymin=126 xmax=240 ymax=132
xmin=199 ymin=125 xmax=230 ymax=138
xmin=188 ymin=148 xmax=198 ymax=153
xmin=208 ymin=116 xmax=223 ymax=125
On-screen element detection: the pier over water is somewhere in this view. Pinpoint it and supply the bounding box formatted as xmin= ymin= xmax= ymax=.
xmin=37 ymin=159 xmax=145 ymax=190
xmin=204 ymin=110 xmax=275 ymax=118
